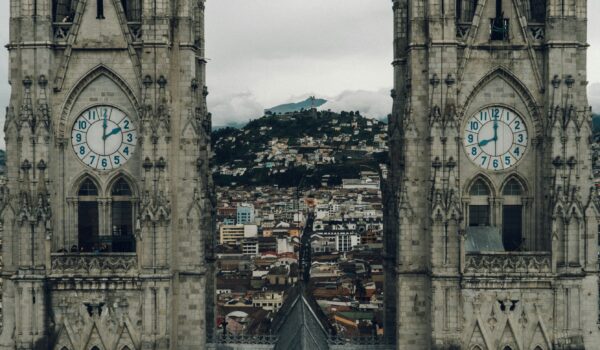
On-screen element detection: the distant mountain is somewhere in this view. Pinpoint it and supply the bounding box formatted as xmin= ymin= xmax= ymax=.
xmin=265 ymin=97 xmax=327 ymax=115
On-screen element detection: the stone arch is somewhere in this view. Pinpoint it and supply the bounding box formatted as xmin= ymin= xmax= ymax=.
xmin=104 ymin=170 xmax=139 ymax=198
xmin=465 ymin=173 xmax=497 ymax=197
xmin=70 ymin=171 xmax=103 ymax=197
xmin=533 ymin=346 xmax=544 ymax=350
xmin=461 ymin=67 xmax=542 ymax=138
xmin=58 ymin=64 xmax=141 ymax=140
xmin=500 ymin=173 xmax=530 ymax=196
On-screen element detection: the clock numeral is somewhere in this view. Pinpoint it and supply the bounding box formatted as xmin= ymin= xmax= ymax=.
xmin=126 ymin=133 xmax=134 ymax=143
xmin=514 ymin=120 xmax=521 ymax=130
xmin=89 ymin=110 xmax=96 ymax=120
xmin=481 ymin=155 xmax=488 ymax=166
xmin=75 ymin=133 xmax=82 ymax=143
xmin=479 ymin=112 xmax=487 ymax=121
xmin=79 ymin=145 xmax=86 ymax=156
xmin=470 ymin=121 xmax=479 ymax=131
xmin=124 ymin=120 xmax=130 ymax=130
xmin=89 ymin=155 xmax=96 ymax=165
xmin=517 ymin=133 xmax=525 ymax=144
xmin=471 ymin=147 xmax=478 ymax=156
xmin=504 ymin=156 xmax=511 ymax=166
xmin=492 ymin=159 xmax=500 ymax=169
xmin=123 ymin=146 xmax=129 ymax=156
xmin=491 ymin=108 xmax=500 ymax=119
xmin=113 ymin=155 xmax=120 ymax=165
xmin=513 ymin=147 xmax=521 ymax=157
xmin=101 ymin=158 xmax=108 ymax=168
xmin=467 ymin=134 xmax=474 ymax=144
xmin=78 ymin=120 xmax=87 ymax=130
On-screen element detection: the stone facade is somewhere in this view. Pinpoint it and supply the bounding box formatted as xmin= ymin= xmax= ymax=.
xmin=1 ymin=0 xmax=214 ymax=349
xmin=386 ymin=0 xmax=599 ymax=349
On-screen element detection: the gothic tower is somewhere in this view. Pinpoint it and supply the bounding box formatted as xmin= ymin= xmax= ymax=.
xmin=1 ymin=0 xmax=214 ymax=349
xmin=387 ymin=0 xmax=599 ymax=348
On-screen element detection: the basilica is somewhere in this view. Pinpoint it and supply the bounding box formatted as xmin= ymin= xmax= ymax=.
xmin=1 ymin=0 xmax=598 ymax=349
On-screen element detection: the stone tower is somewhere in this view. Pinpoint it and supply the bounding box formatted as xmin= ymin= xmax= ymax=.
xmin=386 ymin=0 xmax=599 ymax=348
xmin=0 ymin=0 xmax=214 ymax=349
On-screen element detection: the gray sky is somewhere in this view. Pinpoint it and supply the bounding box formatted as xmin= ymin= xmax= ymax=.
xmin=0 ymin=1 xmax=599 ymax=129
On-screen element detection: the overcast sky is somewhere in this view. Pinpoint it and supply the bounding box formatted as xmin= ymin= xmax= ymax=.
xmin=0 ymin=1 xmax=599 ymax=129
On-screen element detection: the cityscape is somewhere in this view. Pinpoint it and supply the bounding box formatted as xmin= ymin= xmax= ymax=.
xmin=0 ymin=0 xmax=600 ymax=349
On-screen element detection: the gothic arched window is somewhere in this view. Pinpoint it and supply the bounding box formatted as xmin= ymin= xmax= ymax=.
xmin=110 ymin=178 xmax=135 ymax=252
xmin=121 ymin=0 xmax=142 ymax=22
xmin=78 ymin=178 xmax=99 ymax=252
xmin=469 ymin=179 xmax=491 ymax=227
xmin=502 ymin=178 xmax=525 ymax=251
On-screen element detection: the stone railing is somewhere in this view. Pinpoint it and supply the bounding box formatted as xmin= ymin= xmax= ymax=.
xmin=128 ymin=22 xmax=142 ymax=42
xmin=528 ymin=23 xmax=545 ymax=41
xmin=51 ymin=253 xmax=137 ymax=274
xmin=464 ymin=252 xmax=551 ymax=275
xmin=53 ymin=23 xmax=73 ymax=42
xmin=329 ymin=335 xmax=393 ymax=346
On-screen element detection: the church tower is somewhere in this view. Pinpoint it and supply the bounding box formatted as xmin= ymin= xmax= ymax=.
xmin=1 ymin=0 xmax=214 ymax=349
xmin=387 ymin=0 xmax=599 ymax=348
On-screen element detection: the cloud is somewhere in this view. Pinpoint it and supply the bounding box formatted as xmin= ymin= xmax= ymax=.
xmin=209 ymin=92 xmax=265 ymax=126
xmin=322 ymin=89 xmax=391 ymax=120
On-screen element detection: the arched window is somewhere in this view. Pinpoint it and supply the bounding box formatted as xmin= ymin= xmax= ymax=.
xmin=502 ymin=178 xmax=525 ymax=251
xmin=78 ymin=178 xmax=99 ymax=252
xmin=91 ymin=347 xmax=100 ymax=350
xmin=121 ymin=0 xmax=142 ymax=22
xmin=110 ymin=178 xmax=135 ymax=252
xmin=503 ymin=347 xmax=513 ymax=350
xmin=469 ymin=179 xmax=491 ymax=227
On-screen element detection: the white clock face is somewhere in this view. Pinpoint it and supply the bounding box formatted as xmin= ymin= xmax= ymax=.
xmin=463 ymin=106 xmax=528 ymax=171
xmin=72 ymin=106 xmax=137 ymax=170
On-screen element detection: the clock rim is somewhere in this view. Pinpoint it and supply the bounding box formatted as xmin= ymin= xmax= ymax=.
xmin=70 ymin=104 xmax=137 ymax=172
xmin=462 ymin=104 xmax=529 ymax=172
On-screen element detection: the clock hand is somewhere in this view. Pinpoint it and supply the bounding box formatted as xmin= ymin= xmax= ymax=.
xmin=103 ymin=127 xmax=122 ymax=140
xmin=102 ymin=112 xmax=108 ymax=155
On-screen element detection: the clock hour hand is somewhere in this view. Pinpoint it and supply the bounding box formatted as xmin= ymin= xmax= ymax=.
xmin=103 ymin=127 xmax=122 ymax=140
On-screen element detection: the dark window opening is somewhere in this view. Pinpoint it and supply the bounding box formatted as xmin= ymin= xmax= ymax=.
xmin=529 ymin=0 xmax=546 ymax=22
xmin=78 ymin=201 xmax=99 ymax=252
xmin=78 ymin=178 xmax=98 ymax=196
xmin=490 ymin=18 xmax=509 ymax=40
xmin=121 ymin=0 xmax=142 ymax=22
xmin=469 ymin=205 xmax=490 ymax=226
xmin=110 ymin=178 xmax=135 ymax=252
xmin=503 ymin=205 xmax=523 ymax=251
xmin=97 ymin=0 xmax=105 ymax=19
xmin=53 ymin=0 xmax=76 ymax=22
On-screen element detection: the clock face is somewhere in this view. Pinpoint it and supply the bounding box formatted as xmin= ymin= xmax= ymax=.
xmin=71 ymin=106 xmax=137 ymax=170
xmin=463 ymin=106 xmax=528 ymax=171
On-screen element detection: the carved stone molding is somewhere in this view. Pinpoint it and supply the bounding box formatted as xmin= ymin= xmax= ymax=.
xmin=464 ymin=252 xmax=551 ymax=275
xmin=51 ymin=253 xmax=138 ymax=274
